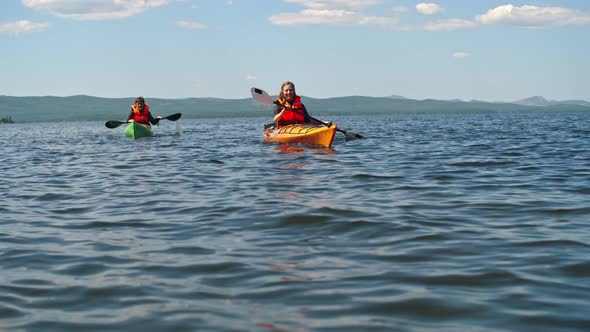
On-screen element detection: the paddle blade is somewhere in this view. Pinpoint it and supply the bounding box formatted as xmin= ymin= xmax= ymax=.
xmin=251 ymin=87 xmax=274 ymax=106
xmin=163 ymin=113 xmax=182 ymax=121
xmin=105 ymin=120 xmax=126 ymax=129
xmin=338 ymin=128 xmax=366 ymax=141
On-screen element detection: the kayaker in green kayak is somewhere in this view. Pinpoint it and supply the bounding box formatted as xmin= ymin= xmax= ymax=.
xmin=273 ymin=81 xmax=323 ymax=128
xmin=127 ymin=96 xmax=162 ymax=127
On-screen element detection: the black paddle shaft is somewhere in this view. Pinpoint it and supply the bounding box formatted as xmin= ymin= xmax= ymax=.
xmin=105 ymin=113 xmax=182 ymax=129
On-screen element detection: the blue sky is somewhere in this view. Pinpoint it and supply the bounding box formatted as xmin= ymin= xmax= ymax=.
xmin=1 ymin=0 xmax=589 ymax=102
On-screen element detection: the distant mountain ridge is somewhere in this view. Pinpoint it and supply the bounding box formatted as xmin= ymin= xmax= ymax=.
xmin=386 ymin=95 xmax=407 ymax=100
xmin=387 ymin=94 xmax=590 ymax=106
xmin=512 ymin=96 xmax=590 ymax=107
xmin=1 ymin=94 xmax=588 ymax=123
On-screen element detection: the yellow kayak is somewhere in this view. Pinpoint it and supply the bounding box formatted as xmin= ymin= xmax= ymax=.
xmin=263 ymin=124 xmax=337 ymax=148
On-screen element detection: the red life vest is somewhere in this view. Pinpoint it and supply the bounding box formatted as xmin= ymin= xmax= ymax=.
xmin=277 ymin=96 xmax=305 ymax=127
xmin=131 ymin=104 xmax=151 ymax=126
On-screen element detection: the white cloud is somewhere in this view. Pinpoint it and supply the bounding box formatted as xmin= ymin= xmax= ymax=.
xmin=268 ymin=2 xmax=590 ymax=31
xmin=0 ymin=20 xmax=50 ymax=34
xmin=21 ymin=0 xmax=169 ymax=20
xmin=424 ymin=19 xmax=475 ymax=31
xmin=270 ymin=9 xmax=355 ymax=25
xmin=417 ymin=4 xmax=590 ymax=32
xmin=391 ymin=6 xmax=408 ymax=14
xmin=453 ymin=51 xmax=470 ymax=58
xmin=359 ymin=16 xmax=399 ymax=25
xmin=270 ymin=9 xmax=396 ymax=26
xmin=283 ymin=0 xmax=382 ymax=10
xmin=270 ymin=0 xmax=396 ymax=26
xmin=246 ymin=74 xmax=257 ymax=80
xmin=476 ymin=4 xmax=590 ymax=27
xmin=146 ymin=0 xmax=169 ymax=7
xmin=416 ymin=3 xmax=443 ymax=15
xmin=176 ymin=21 xmax=208 ymax=30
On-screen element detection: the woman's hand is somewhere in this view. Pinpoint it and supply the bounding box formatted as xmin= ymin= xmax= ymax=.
xmin=273 ymin=108 xmax=287 ymax=122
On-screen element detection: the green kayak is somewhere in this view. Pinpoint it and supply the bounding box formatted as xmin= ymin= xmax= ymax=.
xmin=124 ymin=121 xmax=153 ymax=139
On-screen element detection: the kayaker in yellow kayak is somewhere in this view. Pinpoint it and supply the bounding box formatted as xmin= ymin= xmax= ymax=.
xmin=273 ymin=81 xmax=323 ymax=128
xmin=127 ymin=96 xmax=162 ymax=127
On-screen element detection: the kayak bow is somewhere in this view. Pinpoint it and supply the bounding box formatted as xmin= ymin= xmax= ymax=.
xmin=124 ymin=121 xmax=153 ymax=139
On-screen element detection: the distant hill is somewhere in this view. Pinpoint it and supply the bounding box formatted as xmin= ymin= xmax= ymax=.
xmin=513 ymin=96 xmax=590 ymax=107
xmin=513 ymin=96 xmax=552 ymax=106
xmin=1 ymin=94 xmax=589 ymax=123
xmin=0 ymin=95 xmax=268 ymax=123
xmin=386 ymin=95 xmax=407 ymax=100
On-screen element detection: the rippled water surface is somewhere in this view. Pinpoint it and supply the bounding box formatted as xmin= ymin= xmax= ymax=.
xmin=1 ymin=112 xmax=589 ymax=331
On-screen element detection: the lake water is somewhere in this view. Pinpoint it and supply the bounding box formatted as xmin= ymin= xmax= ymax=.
xmin=1 ymin=112 xmax=589 ymax=331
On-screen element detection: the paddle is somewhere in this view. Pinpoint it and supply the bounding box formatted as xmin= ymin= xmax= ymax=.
xmin=250 ymin=88 xmax=365 ymax=141
xmin=105 ymin=113 xmax=182 ymax=129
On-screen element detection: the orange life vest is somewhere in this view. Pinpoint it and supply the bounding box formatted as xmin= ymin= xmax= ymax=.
xmin=277 ymin=96 xmax=305 ymax=127
xmin=131 ymin=104 xmax=151 ymax=126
